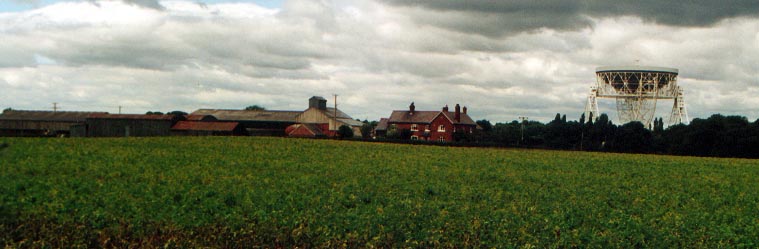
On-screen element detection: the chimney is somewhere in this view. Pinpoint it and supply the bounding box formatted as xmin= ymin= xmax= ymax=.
xmin=442 ymin=105 xmax=449 ymax=112
xmin=454 ymin=104 xmax=461 ymax=122
xmin=463 ymin=106 xmax=467 ymax=114
xmin=409 ymin=102 xmax=415 ymax=115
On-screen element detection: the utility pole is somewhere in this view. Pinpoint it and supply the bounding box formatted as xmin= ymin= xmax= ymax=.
xmin=518 ymin=116 xmax=528 ymax=145
xmin=118 ymin=105 xmax=122 ymax=114
xmin=52 ymin=102 xmax=58 ymax=112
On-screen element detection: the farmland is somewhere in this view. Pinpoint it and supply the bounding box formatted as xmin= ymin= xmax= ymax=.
xmin=1 ymin=137 xmax=758 ymax=247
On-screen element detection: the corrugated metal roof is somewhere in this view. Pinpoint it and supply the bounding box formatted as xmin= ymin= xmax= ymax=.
xmin=191 ymin=109 xmax=301 ymax=122
xmin=322 ymin=107 xmax=354 ymax=120
xmin=184 ymin=114 xmax=216 ymax=121
xmin=88 ymin=113 xmax=178 ymax=120
xmin=387 ymin=111 xmax=477 ymax=125
xmin=302 ymin=123 xmax=325 ymax=136
xmin=0 ymin=110 xmax=107 ymax=122
xmin=171 ymin=121 xmax=239 ymax=131
xmin=337 ymin=118 xmax=364 ymax=127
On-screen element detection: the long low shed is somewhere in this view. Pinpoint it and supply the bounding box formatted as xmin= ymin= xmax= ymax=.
xmin=0 ymin=110 xmax=106 ymax=137
xmin=86 ymin=114 xmax=185 ymax=137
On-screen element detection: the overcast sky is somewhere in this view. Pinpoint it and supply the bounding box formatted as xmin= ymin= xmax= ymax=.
xmin=1 ymin=0 xmax=757 ymax=123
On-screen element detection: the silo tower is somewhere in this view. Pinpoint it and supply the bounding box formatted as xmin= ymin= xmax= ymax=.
xmin=584 ymin=66 xmax=689 ymax=128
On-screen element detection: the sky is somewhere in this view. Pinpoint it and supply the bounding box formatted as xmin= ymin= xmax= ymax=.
xmin=0 ymin=0 xmax=757 ymax=124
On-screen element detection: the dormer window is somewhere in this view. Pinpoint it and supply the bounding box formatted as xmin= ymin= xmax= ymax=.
xmin=438 ymin=125 xmax=445 ymax=132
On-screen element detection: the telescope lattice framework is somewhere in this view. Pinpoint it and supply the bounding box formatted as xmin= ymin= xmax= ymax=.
xmin=584 ymin=66 xmax=689 ymax=128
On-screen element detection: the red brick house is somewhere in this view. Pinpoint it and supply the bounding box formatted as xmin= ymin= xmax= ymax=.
xmin=378 ymin=102 xmax=478 ymax=142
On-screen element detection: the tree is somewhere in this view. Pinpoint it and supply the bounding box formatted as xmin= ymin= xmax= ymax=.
xmin=245 ymin=105 xmax=265 ymax=111
xmin=2 ymin=108 xmax=11 ymax=113
xmin=145 ymin=111 xmax=164 ymax=115
xmin=476 ymin=119 xmax=493 ymax=132
xmin=337 ymin=125 xmax=353 ymax=139
xmin=610 ymin=121 xmax=652 ymax=153
xmin=167 ymin=110 xmax=188 ymax=116
xmin=360 ymin=122 xmax=374 ymax=139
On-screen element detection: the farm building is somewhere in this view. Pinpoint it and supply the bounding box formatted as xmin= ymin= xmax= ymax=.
xmin=286 ymin=96 xmax=363 ymax=138
xmin=380 ymin=102 xmax=479 ymax=142
xmin=190 ymin=109 xmax=300 ymax=136
xmin=184 ymin=114 xmax=217 ymax=122
xmin=0 ymin=109 xmax=106 ymax=137
xmin=171 ymin=121 xmax=244 ymax=136
xmin=86 ymin=113 xmax=185 ymax=137
xmin=374 ymin=118 xmax=389 ymax=138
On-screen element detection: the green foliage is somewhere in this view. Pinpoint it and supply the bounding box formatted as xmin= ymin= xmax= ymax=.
xmin=1 ymin=137 xmax=758 ymax=247
xmin=476 ymin=119 xmax=492 ymax=132
xmin=337 ymin=125 xmax=353 ymax=139
xmin=244 ymin=105 xmax=265 ymax=111
xmin=167 ymin=111 xmax=188 ymax=116
xmin=145 ymin=111 xmax=164 ymax=115
xmin=360 ymin=122 xmax=374 ymax=139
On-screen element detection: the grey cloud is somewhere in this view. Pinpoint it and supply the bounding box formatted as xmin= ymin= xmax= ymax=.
xmin=10 ymin=0 xmax=39 ymax=4
xmin=1 ymin=0 xmax=757 ymax=124
xmin=380 ymin=0 xmax=759 ymax=37
xmin=106 ymin=0 xmax=164 ymax=10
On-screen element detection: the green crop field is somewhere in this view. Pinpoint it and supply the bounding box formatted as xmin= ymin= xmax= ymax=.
xmin=1 ymin=137 xmax=758 ymax=247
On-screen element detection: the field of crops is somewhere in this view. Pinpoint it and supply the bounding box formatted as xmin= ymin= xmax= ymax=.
xmin=1 ymin=137 xmax=758 ymax=247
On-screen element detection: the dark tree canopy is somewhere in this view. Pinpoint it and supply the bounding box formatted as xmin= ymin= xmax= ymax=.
xmin=145 ymin=111 xmax=164 ymax=115
xmin=473 ymin=113 xmax=759 ymax=158
xmin=167 ymin=111 xmax=188 ymax=116
xmin=337 ymin=125 xmax=354 ymax=139
xmin=245 ymin=105 xmax=266 ymax=111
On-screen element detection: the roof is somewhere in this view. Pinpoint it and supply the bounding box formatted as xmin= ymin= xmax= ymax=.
xmin=88 ymin=113 xmax=178 ymax=120
xmin=596 ymin=66 xmax=678 ymax=74
xmin=0 ymin=110 xmax=107 ymax=122
xmin=184 ymin=114 xmax=216 ymax=121
xmin=191 ymin=109 xmax=301 ymax=122
xmin=299 ymin=107 xmax=363 ymax=127
xmin=301 ymin=123 xmax=325 ymax=136
xmin=387 ymin=111 xmax=477 ymax=126
xmin=338 ymin=118 xmax=364 ymax=127
xmin=171 ymin=121 xmax=239 ymax=131
xmin=375 ymin=118 xmax=389 ymax=131
xmin=322 ymin=107 xmax=354 ymax=120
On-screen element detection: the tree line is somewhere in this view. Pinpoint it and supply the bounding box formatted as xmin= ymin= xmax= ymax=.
xmin=473 ymin=113 xmax=759 ymax=158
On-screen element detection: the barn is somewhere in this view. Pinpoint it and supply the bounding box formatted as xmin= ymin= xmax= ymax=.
xmin=190 ymin=109 xmax=300 ymax=136
xmin=86 ymin=113 xmax=185 ymax=137
xmin=288 ymin=96 xmax=363 ymax=137
xmin=171 ymin=121 xmax=244 ymax=136
xmin=0 ymin=109 xmax=106 ymax=137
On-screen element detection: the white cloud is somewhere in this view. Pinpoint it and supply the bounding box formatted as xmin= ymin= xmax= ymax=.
xmin=0 ymin=0 xmax=757 ymax=123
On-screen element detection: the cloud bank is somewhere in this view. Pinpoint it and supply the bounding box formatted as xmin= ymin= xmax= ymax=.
xmin=0 ymin=0 xmax=757 ymax=123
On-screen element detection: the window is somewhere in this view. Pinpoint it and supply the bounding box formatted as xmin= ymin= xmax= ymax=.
xmin=438 ymin=136 xmax=446 ymax=142
xmin=438 ymin=125 xmax=445 ymax=132
xmin=411 ymin=124 xmax=418 ymax=131
xmin=425 ymin=125 xmax=430 ymax=131
xmin=411 ymin=135 xmax=419 ymax=140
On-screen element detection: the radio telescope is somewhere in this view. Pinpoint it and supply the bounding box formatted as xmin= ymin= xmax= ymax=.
xmin=584 ymin=66 xmax=689 ymax=128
